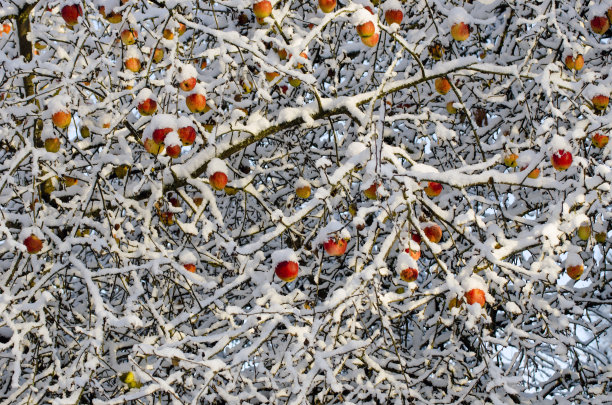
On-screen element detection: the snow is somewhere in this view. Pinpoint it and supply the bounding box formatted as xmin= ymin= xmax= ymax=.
xmin=179 ymin=250 xmax=196 ymax=264
xmin=46 ymin=94 xmax=70 ymax=114
xmin=448 ymin=7 xmax=471 ymax=25
xmin=271 ymin=248 xmax=299 ymax=267
xmin=164 ymin=131 xmax=180 ymax=146
xmin=176 ymin=63 xmax=197 ymax=83
xmin=206 ymin=158 xmax=228 ymax=176
xmin=396 ymin=252 xmax=417 ymax=271
xmin=564 ymin=252 xmax=583 ymax=267
xmin=461 ymin=275 xmax=487 ymax=293
xmin=352 ymin=8 xmax=376 ymax=26
xmin=381 ymin=0 xmax=402 ymax=12
xmin=135 ymin=88 xmax=155 ymax=103
xmin=313 ymin=220 xmax=351 ymax=246
xmin=295 ymin=178 xmax=310 ymax=189
xmin=124 ymin=47 xmax=142 ymax=61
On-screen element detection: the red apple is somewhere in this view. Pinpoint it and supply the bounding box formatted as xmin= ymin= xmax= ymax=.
xmin=61 ymin=4 xmax=82 ymax=26
xmin=24 ymin=234 xmax=43 ymax=254
xmin=184 ymin=263 xmax=196 ymax=273
xmin=424 ymin=182 xmax=442 ymax=197
xmin=451 ymin=22 xmax=470 ymax=41
xmin=567 ymin=264 xmax=583 ymax=280
xmin=44 ymin=137 xmax=61 ymax=153
xmin=411 ymin=230 xmax=422 ymax=244
xmin=124 ymin=57 xmax=141 ymax=72
xmin=385 ymin=9 xmax=403 ymax=25
xmin=275 ymin=261 xmax=299 ymax=282
xmin=178 ymin=126 xmax=197 ymax=145
xmin=138 ymin=98 xmax=157 ymax=116
xmin=356 ymin=21 xmax=375 ymax=38
xmin=253 ymin=0 xmax=272 ymax=18
xmin=121 ymin=29 xmax=137 ymax=45
xmin=166 ymin=143 xmax=181 ymax=158
xmin=592 ymin=132 xmax=609 ymax=148
xmin=363 ymin=182 xmax=380 ymax=200
xmin=186 ymin=93 xmax=207 ymax=113
xmin=52 ymin=110 xmax=71 ymax=129
xmin=423 ymin=224 xmax=442 ymax=243
xmin=551 ymin=149 xmax=572 ymax=171
xmin=361 ymin=33 xmax=379 ymax=47
xmin=400 ymin=267 xmax=418 ymax=282
xmin=179 ymin=77 xmax=197 ymax=92
xmin=319 ymin=0 xmax=336 ymax=13
xmin=152 ymin=127 xmax=173 ymax=144
xmin=590 ymin=16 xmax=609 ymax=35
xmin=592 ymin=94 xmax=609 ymax=111
xmin=465 ymin=288 xmax=486 ymax=307
xmin=323 ymin=237 xmax=348 ymax=256
xmin=435 ymin=78 xmax=451 ymax=95
xmin=209 ymin=171 xmax=228 ymax=190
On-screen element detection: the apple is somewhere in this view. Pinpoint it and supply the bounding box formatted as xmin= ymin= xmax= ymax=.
xmin=152 ymin=127 xmax=173 ymax=144
xmin=592 ymin=132 xmax=609 ymax=148
xmin=595 ymin=232 xmax=606 ymax=243
xmin=451 ymin=22 xmax=470 ymax=41
xmin=24 ymin=234 xmax=43 ymax=254
xmin=178 ymin=125 xmax=196 ymax=145
xmin=503 ymin=153 xmax=519 ymax=167
xmin=183 ymin=263 xmax=196 ymax=273
xmin=160 ymin=211 xmax=174 ymax=226
xmin=163 ymin=28 xmax=174 ymax=40
xmin=186 ymin=93 xmax=207 ymax=113
xmin=424 ymin=181 xmax=442 ymax=197
xmin=121 ymin=29 xmax=137 ymax=45
xmin=564 ymin=55 xmax=575 ymax=70
xmin=590 ymin=16 xmax=609 ymax=35
xmin=288 ymin=77 xmax=301 ymax=87
xmin=144 ymin=138 xmax=164 ymax=154
xmin=323 ymin=237 xmax=348 ymax=256
xmin=405 ymin=245 xmax=421 ymax=260
xmin=465 ymin=288 xmax=486 ymax=307
xmin=566 ymin=54 xmax=584 ymax=70
xmin=63 ymin=176 xmax=78 ymax=187
xmin=423 ymin=223 xmax=442 ymax=243
xmin=61 ymin=4 xmax=82 ymax=26
xmin=295 ymin=52 xmax=308 ymax=69
xmin=193 ymin=196 xmax=203 ymax=206
xmin=446 ymin=101 xmax=458 ymax=114
xmin=3 ymin=23 xmax=10 ymax=34
xmin=319 ymin=0 xmax=336 ymax=13
xmin=296 ymin=185 xmax=311 ymax=199
xmin=361 ymin=33 xmax=379 ymax=47
xmin=520 ymin=166 xmax=540 ymax=179
xmin=577 ymin=222 xmax=591 ymax=241
xmin=592 ymin=94 xmax=609 ymax=111
xmin=356 ymin=21 xmax=375 ymax=38
xmin=44 ymin=137 xmax=61 ymax=152
xmin=277 ymin=49 xmax=288 ymax=60
xmin=265 ymin=71 xmax=280 ymax=82
xmin=166 ymin=143 xmax=181 ymax=158
xmin=137 ymin=98 xmax=157 ymax=116
xmin=124 ymin=57 xmax=141 ymax=72
xmin=275 ymin=261 xmax=299 ymax=282
xmin=429 ymin=43 xmax=444 ymax=60
xmin=114 ymin=164 xmax=130 ymax=179
xmin=551 ymin=149 xmax=572 ymax=171
xmin=179 ymin=77 xmax=197 ymax=92
xmin=385 ymin=9 xmax=403 ymax=25
xmin=224 ymin=186 xmax=239 ymax=195
xmin=435 ymin=78 xmax=451 ymax=95
xmin=153 ymin=48 xmax=164 ymax=63
xmin=253 ymin=0 xmax=272 ymax=18
xmin=209 ymin=171 xmax=228 ymax=190
xmin=400 ymin=267 xmax=418 ymax=282
xmin=177 ymin=23 xmax=186 ymax=36
xmin=99 ymin=6 xmax=122 ymax=23
xmin=566 ymin=264 xmax=583 ymax=280
xmin=364 ymin=182 xmax=380 ymax=200
xmin=411 ymin=230 xmax=422 ymax=244
xmin=52 ymin=110 xmax=71 ymax=129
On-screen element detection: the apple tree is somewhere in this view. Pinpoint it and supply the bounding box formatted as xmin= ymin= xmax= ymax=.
xmin=0 ymin=0 xmax=610 ymax=403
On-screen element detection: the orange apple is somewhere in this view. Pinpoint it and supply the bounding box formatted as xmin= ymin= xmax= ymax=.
xmin=179 ymin=77 xmax=197 ymax=92
xmin=361 ymin=33 xmax=379 ymax=47
xmin=2 ymin=23 xmax=11 ymax=34
xmin=520 ymin=166 xmax=540 ymax=179
xmin=424 ymin=181 xmax=442 ymax=197
xmin=296 ymin=184 xmax=311 ymax=199
xmin=451 ymin=22 xmax=470 ymax=41
xmin=153 ymin=48 xmax=164 ymax=63
xmin=573 ymin=54 xmax=584 ymax=70
xmin=121 ymin=29 xmax=137 ymax=45
xmin=186 ymin=93 xmax=207 ymax=113
xmin=178 ymin=126 xmax=197 ymax=145
xmin=265 ymin=71 xmax=280 ymax=82
xmin=277 ymin=48 xmax=288 ymax=60
xmin=137 ymin=98 xmax=157 ymax=116
xmin=590 ymin=16 xmax=609 ymax=35
xmin=363 ymin=182 xmax=380 ymax=200
xmin=423 ymin=224 xmax=442 ymax=243
xmin=503 ymin=153 xmax=519 ymax=167
xmin=592 ymin=132 xmax=609 ymax=148
xmin=124 ymin=57 xmax=141 ymax=72
xmin=385 ymin=9 xmax=403 ymax=25
xmin=209 ymin=171 xmax=228 ymax=190
xmin=160 ymin=211 xmax=174 ymax=225
xmin=356 ymin=21 xmax=375 ymax=38
xmin=567 ymin=264 xmax=583 ymax=280
xmin=405 ymin=245 xmax=421 ymax=260
xmin=319 ymin=0 xmax=336 ymax=13
xmin=253 ymin=0 xmax=272 ymax=18
xmin=465 ymin=288 xmax=486 ymax=306
xmin=163 ymin=28 xmax=174 ymax=40
xmin=429 ymin=43 xmax=444 ymax=60
xmin=99 ymin=6 xmax=122 ymax=23
xmin=183 ymin=263 xmax=196 ymax=273
xmin=435 ymin=78 xmax=451 ymax=95
xmin=44 ymin=137 xmax=61 ymax=152
xmin=61 ymin=4 xmax=82 ymax=26
xmin=592 ymin=94 xmax=609 ymax=111
xmin=275 ymin=261 xmax=299 ymax=282
xmin=24 ymin=234 xmax=43 ymax=254
xmin=400 ymin=267 xmax=418 ymax=282
xmin=551 ymin=149 xmax=572 ymax=171
xmin=52 ymin=110 xmax=71 ymax=129
xmin=323 ymin=237 xmax=348 ymax=256
xmin=177 ymin=23 xmax=186 ymax=36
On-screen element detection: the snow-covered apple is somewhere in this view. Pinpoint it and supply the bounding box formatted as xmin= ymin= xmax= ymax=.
xmin=323 ymin=237 xmax=348 ymax=256
xmin=52 ymin=110 xmax=71 ymax=129
xmin=253 ymin=0 xmax=272 ymax=18
xmin=186 ymin=93 xmax=207 ymax=113
xmin=551 ymin=149 xmax=572 ymax=171
xmin=61 ymin=4 xmax=82 ymax=26
xmin=424 ymin=182 xmax=442 ymax=197
xmin=23 ymin=234 xmax=43 ymax=254
xmin=592 ymin=94 xmax=609 ymax=111
xmin=435 ymin=78 xmax=451 ymax=95
xmin=138 ymin=98 xmax=157 ymax=116
xmin=121 ymin=29 xmax=137 ymax=45
xmin=209 ymin=172 xmax=228 ymax=190
xmin=423 ymin=223 xmax=442 ymax=243
xmin=177 ymin=125 xmax=197 ymax=146
xmin=592 ymin=132 xmax=609 ymax=148
xmin=385 ymin=9 xmax=403 ymax=25
xmin=275 ymin=261 xmax=299 ymax=282
xmin=465 ymin=288 xmax=486 ymax=307
xmin=451 ymin=22 xmax=469 ymax=41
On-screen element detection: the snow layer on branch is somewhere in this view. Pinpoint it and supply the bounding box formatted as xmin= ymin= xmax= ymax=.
xmin=314 ymin=220 xmax=351 ymax=246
